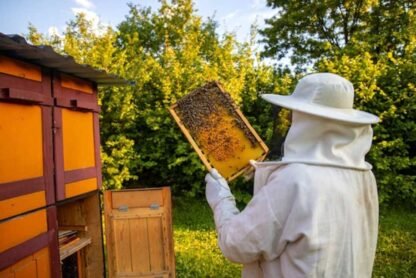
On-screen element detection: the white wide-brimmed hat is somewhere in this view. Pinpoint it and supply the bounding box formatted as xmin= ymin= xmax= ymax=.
xmin=261 ymin=73 xmax=379 ymax=124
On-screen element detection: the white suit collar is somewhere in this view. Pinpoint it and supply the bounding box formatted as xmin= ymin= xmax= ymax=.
xmin=282 ymin=111 xmax=373 ymax=170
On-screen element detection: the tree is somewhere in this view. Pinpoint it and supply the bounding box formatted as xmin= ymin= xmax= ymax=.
xmin=260 ymin=0 xmax=380 ymax=66
xmin=27 ymin=0 xmax=281 ymax=196
xmin=260 ymin=0 xmax=416 ymax=207
xmin=115 ymin=0 xmax=278 ymax=196
xmin=27 ymin=13 xmax=139 ymax=190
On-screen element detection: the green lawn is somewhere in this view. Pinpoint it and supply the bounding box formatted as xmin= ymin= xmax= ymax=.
xmin=173 ymin=198 xmax=416 ymax=277
xmin=373 ymin=209 xmax=416 ymax=277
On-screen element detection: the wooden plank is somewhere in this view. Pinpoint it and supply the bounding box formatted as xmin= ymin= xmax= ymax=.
xmin=147 ymin=217 xmax=165 ymax=272
xmin=0 ymin=209 xmax=47 ymax=253
xmin=82 ymin=192 xmax=104 ymax=278
xmin=0 ymin=247 xmax=50 ymax=278
xmin=65 ymin=177 xmax=97 ymax=199
xmin=110 ymin=207 xmax=162 ymax=219
xmin=77 ymin=251 xmax=84 ymax=278
xmin=53 ymin=108 xmax=65 ymax=201
xmin=64 ymin=167 xmax=97 ymax=184
xmin=12 ymin=259 xmax=36 ymax=278
xmin=35 ymin=247 xmax=51 ymax=278
xmin=60 ymin=73 xmax=93 ymax=94
xmin=93 ymin=113 xmax=102 ymax=189
xmin=62 ymin=109 xmax=95 ymax=171
xmin=0 ymin=191 xmax=46 ymax=220
xmin=57 ymin=201 xmax=86 ymax=227
xmin=103 ymin=190 xmax=116 ymax=277
xmin=162 ymin=187 xmax=175 ymax=277
xmin=59 ymin=237 xmax=91 ymax=260
xmin=112 ymin=218 xmax=132 ymax=273
xmin=130 ymin=218 xmax=150 ymax=273
xmin=111 ymin=189 xmax=164 ymax=209
xmin=0 ymin=102 xmax=43 ymax=183
xmin=58 ymin=225 xmax=88 ymax=232
xmin=115 ymin=272 xmax=169 ymax=278
xmin=0 ymin=55 xmax=42 ymax=82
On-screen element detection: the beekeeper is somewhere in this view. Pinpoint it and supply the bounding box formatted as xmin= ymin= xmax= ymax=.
xmin=205 ymin=73 xmax=379 ymax=277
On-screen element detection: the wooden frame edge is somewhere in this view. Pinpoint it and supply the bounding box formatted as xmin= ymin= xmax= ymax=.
xmin=103 ymin=190 xmax=115 ymax=278
xmin=168 ymin=105 xmax=212 ymax=172
xmin=169 ymin=82 xmax=270 ymax=181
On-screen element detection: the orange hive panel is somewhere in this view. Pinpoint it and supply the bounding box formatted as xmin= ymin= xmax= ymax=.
xmin=0 ymin=103 xmax=43 ymax=183
xmin=0 ymin=55 xmax=42 ymax=81
xmin=62 ymin=109 xmax=95 ymax=171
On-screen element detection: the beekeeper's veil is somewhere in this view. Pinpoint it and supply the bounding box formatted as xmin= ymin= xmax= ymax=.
xmin=261 ymin=73 xmax=379 ymax=169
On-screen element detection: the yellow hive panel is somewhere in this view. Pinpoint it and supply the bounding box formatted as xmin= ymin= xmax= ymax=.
xmin=62 ymin=109 xmax=95 ymax=171
xmin=0 ymin=103 xmax=43 ymax=183
xmin=0 ymin=247 xmax=50 ymax=278
xmin=0 ymin=209 xmax=47 ymax=253
xmin=60 ymin=73 xmax=93 ymax=94
xmin=0 ymin=191 xmax=46 ymax=220
xmin=170 ymin=81 xmax=268 ymax=181
xmin=65 ymin=177 xmax=97 ymax=198
xmin=0 ymin=55 xmax=42 ymax=81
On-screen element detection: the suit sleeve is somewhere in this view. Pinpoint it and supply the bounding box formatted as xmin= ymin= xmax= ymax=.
xmin=213 ymin=186 xmax=284 ymax=264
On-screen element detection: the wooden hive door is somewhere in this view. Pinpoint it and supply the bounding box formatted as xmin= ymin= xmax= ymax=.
xmin=104 ymin=187 xmax=175 ymax=278
xmin=52 ymin=72 xmax=102 ymax=202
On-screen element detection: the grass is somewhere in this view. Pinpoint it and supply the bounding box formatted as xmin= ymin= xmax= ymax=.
xmin=173 ymin=198 xmax=241 ymax=277
xmin=373 ymin=209 xmax=416 ymax=277
xmin=173 ymin=198 xmax=416 ymax=277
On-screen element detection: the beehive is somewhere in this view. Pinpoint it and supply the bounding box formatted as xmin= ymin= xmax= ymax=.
xmin=169 ymin=81 xmax=268 ymax=181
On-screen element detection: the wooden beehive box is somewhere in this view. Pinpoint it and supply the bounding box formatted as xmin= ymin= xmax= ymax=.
xmin=169 ymin=81 xmax=268 ymax=181
xmin=104 ymin=187 xmax=175 ymax=278
xmin=1 ymin=33 xmax=134 ymax=278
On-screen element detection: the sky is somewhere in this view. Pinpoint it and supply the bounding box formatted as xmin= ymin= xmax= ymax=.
xmin=0 ymin=0 xmax=276 ymax=43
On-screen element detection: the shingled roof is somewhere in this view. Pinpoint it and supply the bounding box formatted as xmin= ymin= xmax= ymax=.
xmin=0 ymin=33 xmax=126 ymax=85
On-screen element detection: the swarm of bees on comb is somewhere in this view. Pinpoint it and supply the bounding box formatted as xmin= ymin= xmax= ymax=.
xmin=170 ymin=81 xmax=268 ymax=180
xmin=176 ymin=82 xmax=257 ymax=161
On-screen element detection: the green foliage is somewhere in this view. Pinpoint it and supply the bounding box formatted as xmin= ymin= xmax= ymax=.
xmin=26 ymin=0 xmax=279 ymax=194
xmin=26 ymin=0 xmax=415 ymax=207
xmin=261 ymin=0 xmax=416 ymax=207
xmin=241 ymin=70 xmax=295 ymax=160
xmin=111 ymin=0 xmax=279 ymax=195
xmin=28 ymin=13 xmax=140 ymax=190
xmin=100 ymin=135 xmax=138 ymax=190
xmin=260 ymin=0 xmax=379 ymax=66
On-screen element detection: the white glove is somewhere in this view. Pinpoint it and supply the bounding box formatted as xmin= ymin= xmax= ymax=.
xmin=205 ymin=168 xmax=233 ymax=210
xmin=205 ymin=168 xmax=240 ymax=230
xmin=249 ymin=159 xmax=257 ymax=169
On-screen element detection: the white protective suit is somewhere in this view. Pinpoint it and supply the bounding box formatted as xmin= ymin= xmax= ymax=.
xmin=206 ymin=111 xmax=379 ymax=278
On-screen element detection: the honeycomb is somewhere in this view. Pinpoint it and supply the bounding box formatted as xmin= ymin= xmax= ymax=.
xmin=171 ymin=81 xmax=267 ymax=180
